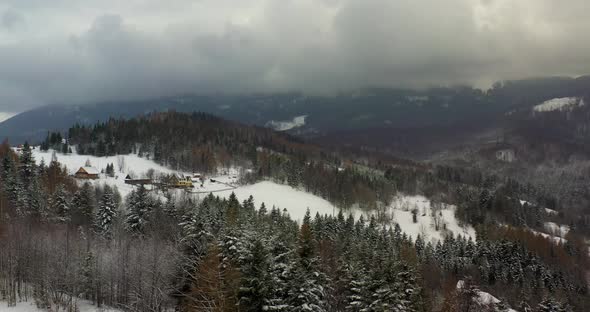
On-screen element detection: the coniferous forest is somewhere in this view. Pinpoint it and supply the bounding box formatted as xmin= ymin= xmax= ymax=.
xmin=2 ymin=123 xmax=589 ymax=311
xmin=4 ymin=2 xmax=590 ymax=311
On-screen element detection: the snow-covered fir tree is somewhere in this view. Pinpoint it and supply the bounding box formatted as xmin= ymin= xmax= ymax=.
xmin=125 ymin=185 xmax=155 ymax=234
xmin=95 ymin=184 xmax=117 ymax=238
xmin=50 ymin=184 xmax=71 ymax=222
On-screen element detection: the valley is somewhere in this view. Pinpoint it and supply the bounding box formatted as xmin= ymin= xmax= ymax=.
xmin=1 ymin=91 xmax=589 ymax=312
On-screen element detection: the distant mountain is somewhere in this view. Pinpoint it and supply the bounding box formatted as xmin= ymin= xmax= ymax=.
xmin=2 ymin=75 xmax=590 ymax=152
xmin=0 ymin=89 xmax=498 ymax=144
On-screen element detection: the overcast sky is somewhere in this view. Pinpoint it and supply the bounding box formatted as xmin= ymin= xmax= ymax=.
xmin=0 ymin=0 xmax=589 ymax=113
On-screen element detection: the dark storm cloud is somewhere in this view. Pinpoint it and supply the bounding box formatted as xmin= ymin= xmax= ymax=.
xmin=1 ymin=0 xmax=590 ymax=113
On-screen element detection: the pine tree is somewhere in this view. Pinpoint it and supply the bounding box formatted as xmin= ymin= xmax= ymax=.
xmin=95 ymin=184 xmax=117 ymax=238
xmin=125 ymin=185 xmax=154 ymax=234
xmin=62 ymin=142 xmax=70 ymax=154
xmin=184 ymin=242 xmax=240 ymax=312
xmin=258 ymin=202 xmax=267 ymax=218
xmin=1 ymin=155 xmax=19 ymax=214
xmin=51 ymin=185 xmax=71 ymax=222
xmin=345 ymin=265 xmax=371 ymax=311
xmin=286 ymin=209 xmax=328 ymax=311
xmin=18 ymin=178 xmax=46 ymax=220
xmin=287 ymin=259 xmax=328 ymax=312
xmin=299 ymin=209 xmax=315 ymax=263
xmin=226 ymin=192 xmax=240 ymax=226
xmin=265 ymin=241 xmax=292 ymax=311
xmin=18 ymin=142 xmax=36 ymax=187
xmin=72 ymin=182 xmax=95 ymax=226
xmin=239 ymin=238 xmax=271 ymax=311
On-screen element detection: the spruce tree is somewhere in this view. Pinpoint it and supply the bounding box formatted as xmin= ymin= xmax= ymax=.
xmin=72 ymin=182 xmax=95 ymax=226
xmin=51 ymin=185 xmax=71 ymax=222
xmin=239 ymin=238 xmax=271 ymax=311
xmin=18 ymin=142 xmax=36 ymax=187
xmin=95 ymin=184 xmax=117 ymax=238
xmin=125 ymin=185 xmax=154 ymax=234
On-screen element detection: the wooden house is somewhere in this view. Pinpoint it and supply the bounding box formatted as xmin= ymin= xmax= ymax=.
xmin=169 ymin=174 xmax=194 ymax=188
xmin=124 ymin=175 xmax=153 ymax=185
xmin=75 ymin=167 xmax=100 ymax=179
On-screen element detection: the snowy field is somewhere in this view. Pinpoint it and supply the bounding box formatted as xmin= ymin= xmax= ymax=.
xmin=530 ymin=229 xmax=567 ymax=245
xmin=533 ymin=97 xmax=584 ymax=112
xmin=544 ymin=221 xmax=570 ymax=238
xmin=265 ymin=115 xmax=307 ymax=131
xmin=31 ymin=148 xmax=240 ymax=199
xmin=0 ymin=300 xmax=120 ymax=311
xmin=30 ymin=148 xmax=472 ymax=241
xmin=215 ymin=181 xmax=337 ymax=221
xmin=387 ymin=195 xmax=475 ymax=242
xmin=516 ymin=201 xmax=570 ymax=244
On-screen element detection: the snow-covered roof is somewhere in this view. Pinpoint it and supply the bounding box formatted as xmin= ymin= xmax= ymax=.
xmin=80 ymin=166 xmax=100 ymax=175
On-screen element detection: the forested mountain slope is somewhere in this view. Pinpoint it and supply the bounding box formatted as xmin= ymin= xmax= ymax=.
xmin=60 ymin=111 xmax=397 ymax=211
xmin=1 ymin=142 xmax=589 ymax=311
xmin=54 ymin=111 xmax=590 ymax=237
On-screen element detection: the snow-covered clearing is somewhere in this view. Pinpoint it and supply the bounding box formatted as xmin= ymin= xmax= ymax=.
xmin=0 ymin=300 xmax=120 ymax=311
xmin=30 ymin=148 xmax=471 ymax=241
xmin=544 ymin=208 xmax=558 ymax=215
xmin=533 ymin=97 xmax=584 ymax=112
xmin=265 ymin=115 xmax=307 ymax=131
xmin=531 ymin=229 xmax=567 ymax=245
xmin=31 ymin=148 xmax=241 ymax=199
xmin=544 ymin=222 xmax=570 ymax=238
xmin=215 ymin=181 xmax=337 ymax=222
xmin=386 ymin=195 xmax=475 ymax=242
xmin=215 ymin=188 xmax=474 ymax=242
xmin=519 ymin=200 xmax=559 ymax=216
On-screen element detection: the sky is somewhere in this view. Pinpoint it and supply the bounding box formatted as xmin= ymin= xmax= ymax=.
xmin=0 ymin=0 xmax=589 ymax=114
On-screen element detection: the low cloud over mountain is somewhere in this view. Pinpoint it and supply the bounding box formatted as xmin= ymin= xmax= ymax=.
xmin=1 ymin=0 xmax=590 ymax=112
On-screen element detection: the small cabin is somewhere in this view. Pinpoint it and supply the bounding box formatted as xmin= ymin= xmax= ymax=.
xmin=124 ymin=175 xmax=153 ymax=185
xmin=191 ymin=173 xmax=204 ymax=183
xmin=495 ymin=149 xmax=516 ymax=163
xmin=75 ymin=167 xmax=100 ymax=179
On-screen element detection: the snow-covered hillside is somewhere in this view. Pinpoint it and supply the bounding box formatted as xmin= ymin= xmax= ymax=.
xmin=386 ymin=195 xmax=475 ymax=242
xmin=31 ymin=148 xmax=471 ymax=241
xmin=544 ymin=222 xmax=570 ymax=238
xmin=0 ymin=112 xmax=15 ymax=123
xmin=533 ymin=97 xmax=584 ymax=112
xmin=216 ymin=181 xmax=337 ymax=221
xmin=265 ymin=115 xmax=307 ymax=131
xmin=531 ymin=229 xmax=567 ymax=245
xmin=33 ymin=149 xmax=192 ymax=198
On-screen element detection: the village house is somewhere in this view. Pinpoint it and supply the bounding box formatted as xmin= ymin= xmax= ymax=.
xmin=169 ymin=174 xmax=194 ymax=188
xmin=75 ymin=166 xmax=100 ymax=179
xmin=124 ymin=175 xmax=153 ymax=185
xmin=495 ymin=149 xmax=516 ymax=163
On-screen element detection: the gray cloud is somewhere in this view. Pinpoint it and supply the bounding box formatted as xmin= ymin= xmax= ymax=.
xmin=1 ymin=0 xmax=590 ymax=113
xmin=1 ymin=9 xmax=25 ymax=30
